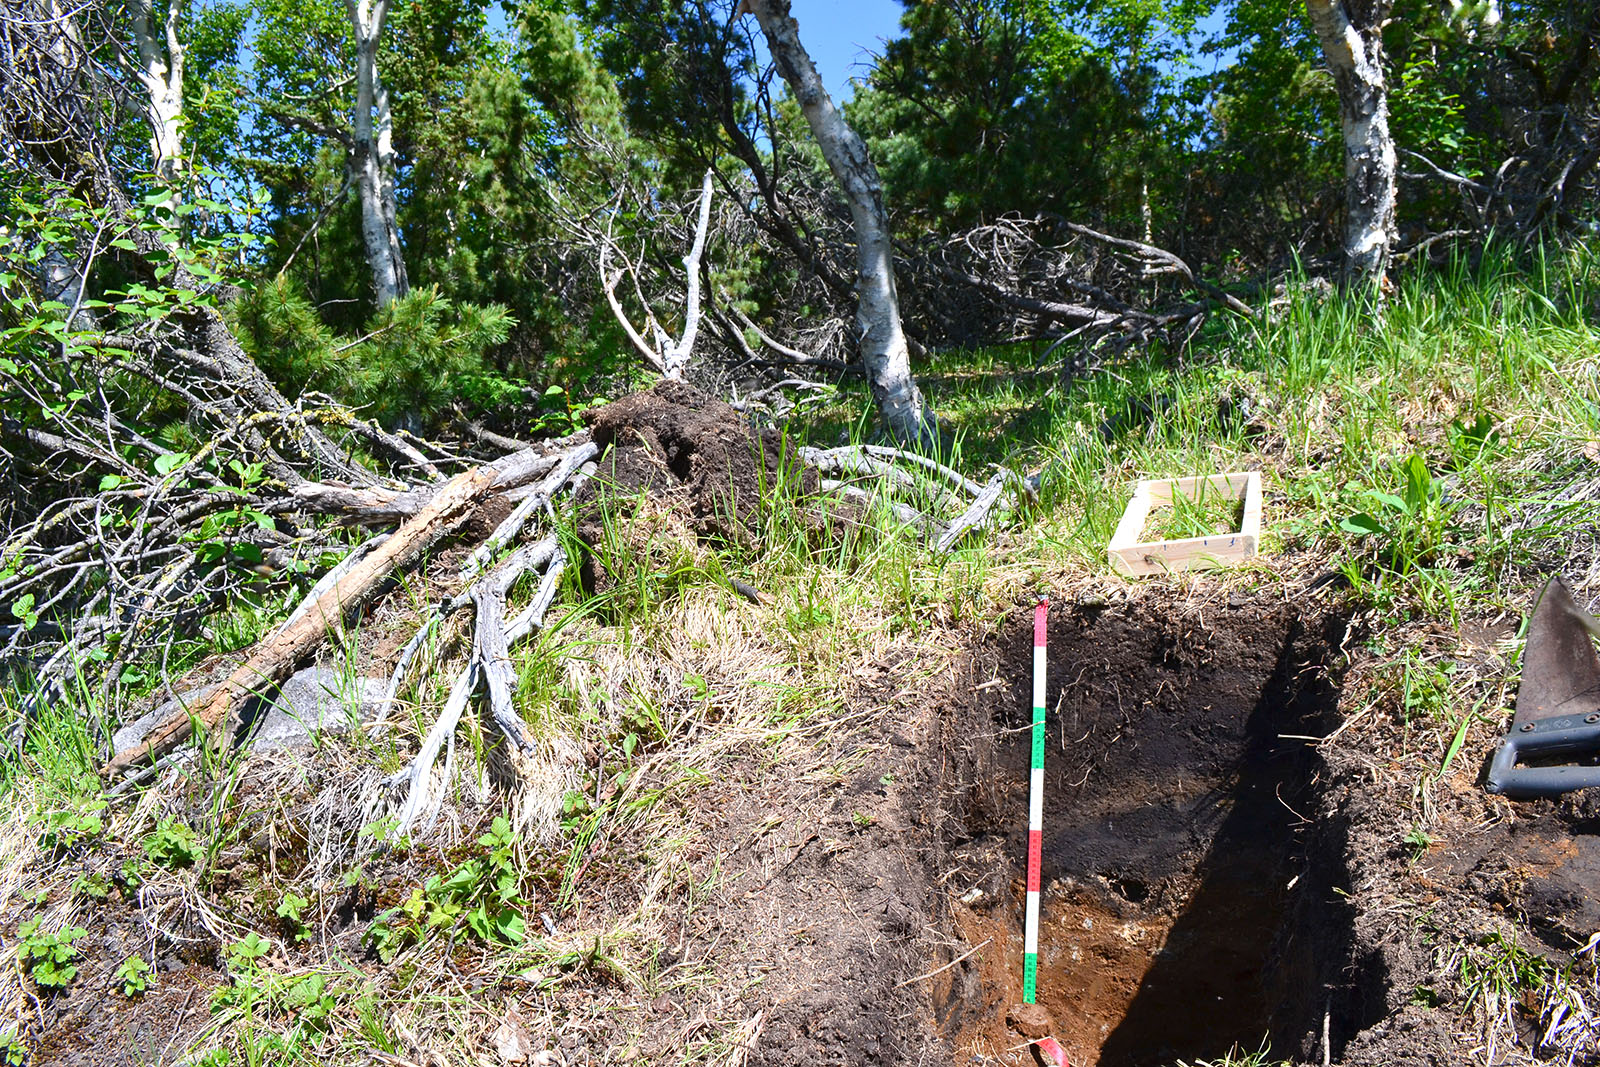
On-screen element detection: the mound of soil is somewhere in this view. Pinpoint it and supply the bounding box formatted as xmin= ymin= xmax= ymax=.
xmin=580 ymin=380 xmax=820 ymax=544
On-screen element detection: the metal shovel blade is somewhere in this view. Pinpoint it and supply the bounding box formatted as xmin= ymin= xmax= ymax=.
xmin=1487 ymin=578 xmax=1600 ymax=798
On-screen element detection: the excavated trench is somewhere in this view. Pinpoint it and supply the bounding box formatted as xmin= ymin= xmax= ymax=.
xmin=931 ymin=593 xmax=1384 ymax=1067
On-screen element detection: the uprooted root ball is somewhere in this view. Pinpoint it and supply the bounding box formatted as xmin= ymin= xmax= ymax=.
xmin=578 ymin=379 xmax=823 ymax=547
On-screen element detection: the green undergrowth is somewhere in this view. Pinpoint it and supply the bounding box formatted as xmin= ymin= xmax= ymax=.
xmin=795 ymin=242 xmax=1600 ymax=625
xmin=1 ymin=243 xmax=1598 ymax=1065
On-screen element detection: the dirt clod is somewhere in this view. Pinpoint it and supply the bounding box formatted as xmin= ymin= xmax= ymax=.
xmin=581 ymin=379 xmax=819 ymax=543
xmin=1007 ymin=1003 xmax=1055 ymax=1039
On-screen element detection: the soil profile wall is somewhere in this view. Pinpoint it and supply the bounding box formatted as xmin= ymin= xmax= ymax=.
xmin=931 ymin=592 xmax=1382 ymax=1067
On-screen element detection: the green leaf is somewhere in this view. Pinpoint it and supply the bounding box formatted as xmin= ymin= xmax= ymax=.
xmin=1339 ymin=513 xmax=1384 ymax=535
xmin=99 ymin=474 xmax=124 ymax=490
xmin=1402 ymin=454 xmax=1434 ymax=510
xmin=1369 ymin=491 xmax=1410 ymax=515
xmin=153 ymin=452 xmax=189 ymax=476
xmin=494 ymin=909 xmax=526 ymax=943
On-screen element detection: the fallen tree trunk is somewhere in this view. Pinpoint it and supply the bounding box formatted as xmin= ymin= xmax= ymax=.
xmin=104 ymin=464 xmax=499 ymax=774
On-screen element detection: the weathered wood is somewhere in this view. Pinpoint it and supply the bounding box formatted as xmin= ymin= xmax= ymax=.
xmin=389 ymin=534 xmax=569 ymax=833
xmin=471 ymin=558 xmax=539 ymax=758
xmin=104 ymin=464 xmax=499 ymax=775
xmin=1107 ymin=471 xmax=1263 ymax=577
xmin=935 ymin=471 xmax=1013 ymax=553
xmin=291 ymin=446 xmax=568 ymax=523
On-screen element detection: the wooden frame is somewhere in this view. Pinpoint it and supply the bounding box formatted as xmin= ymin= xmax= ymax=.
xmin=1108 ymin=471 xmax=1263 ymax=577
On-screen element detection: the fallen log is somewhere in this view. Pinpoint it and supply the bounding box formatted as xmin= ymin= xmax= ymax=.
xmin=103 ymin=464 xmax=500 ymax=775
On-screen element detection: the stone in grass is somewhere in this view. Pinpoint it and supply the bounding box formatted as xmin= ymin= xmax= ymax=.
xmin=111 ymin=667 xmax=385 ymax=754
xmin=248 ymin=667 xmax=385 ymax=750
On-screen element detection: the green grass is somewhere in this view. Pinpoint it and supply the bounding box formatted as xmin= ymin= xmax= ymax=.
xmin=788 ymin=240 xmax=1600 ymax=622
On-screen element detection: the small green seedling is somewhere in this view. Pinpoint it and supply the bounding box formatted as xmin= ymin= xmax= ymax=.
xmin=358 ymin=816 xmax=410 ymax=850
xmin=1404 ymin=825 xmax=1433 ymax=861
xmin=117 ymin=955 xmax=153 ymax=996
xmin=275 ymin=891 xmax=313 ymax=942
xmin=119 ymin=858 xmax=148 ymax=889
xmin=17 ymin=918 xmax=86 ymax=990
xmin=71 ymin=872 xmax=111 ymax=900
xmin=227 ymin=931 xmax=272 ymax=974
xmin=144 ymin=818 xmax=200 ymax=868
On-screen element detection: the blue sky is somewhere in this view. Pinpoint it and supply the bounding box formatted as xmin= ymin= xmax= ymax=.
xmin=781 ymin=0 xmax=907 ymax=99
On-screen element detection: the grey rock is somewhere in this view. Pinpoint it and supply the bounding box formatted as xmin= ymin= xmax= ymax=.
xmin=248 ymin=667 xmax=386 ymax=750
xmin=111 ymin=667 xmax=385 ymax=754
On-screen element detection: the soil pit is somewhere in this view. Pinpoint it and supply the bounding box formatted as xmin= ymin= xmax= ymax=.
xmin=935 ymin=594 xmax=1378 ymax=1067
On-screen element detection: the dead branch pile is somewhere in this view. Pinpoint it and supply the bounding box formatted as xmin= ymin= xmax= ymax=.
xmin=0 ymin=0 xmax=1030 ymax=814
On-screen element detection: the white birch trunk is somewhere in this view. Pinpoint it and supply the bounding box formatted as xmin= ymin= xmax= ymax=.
xmin=130 ymin=0 xmax=184 ymax=183
xmin=744 ymin=0 xmax=937 ymax=447
xmin=1307 ymin=0 xmax=1398 ymax=284
xmin=347 ymin=0 xmax=408 ymax=306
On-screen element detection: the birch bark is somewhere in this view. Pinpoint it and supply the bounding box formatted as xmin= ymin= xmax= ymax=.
xmin=347 ymin=0 xmax=409 ymax=306
xmin=1306 ymin=0 xmax=1398 ymax=284
xmin=130 ymin=0 xmax=184 ymax=182
xmin=743 ymin=0 xmax=937 ymax=447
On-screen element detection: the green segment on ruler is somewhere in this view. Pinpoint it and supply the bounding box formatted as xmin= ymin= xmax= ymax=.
xmin=1024 ymin=703 xmax=1046 ymax=1004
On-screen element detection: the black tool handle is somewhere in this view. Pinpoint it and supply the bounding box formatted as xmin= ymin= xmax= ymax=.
xmin=1487 ymin=718 xmax=1600 ymax=798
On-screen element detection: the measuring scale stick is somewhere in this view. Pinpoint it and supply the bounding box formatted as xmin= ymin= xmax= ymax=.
xmin=1024 ymin=598 xmax=1047 ymax=1003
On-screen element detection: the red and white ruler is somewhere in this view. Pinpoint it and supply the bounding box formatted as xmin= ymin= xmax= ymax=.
xmin=1024 ymin=597 xmax=1047 ymax=1003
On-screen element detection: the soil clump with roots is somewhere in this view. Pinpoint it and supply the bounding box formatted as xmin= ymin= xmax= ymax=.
xmin=578 ymin=380 xmax=822 ymax=543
